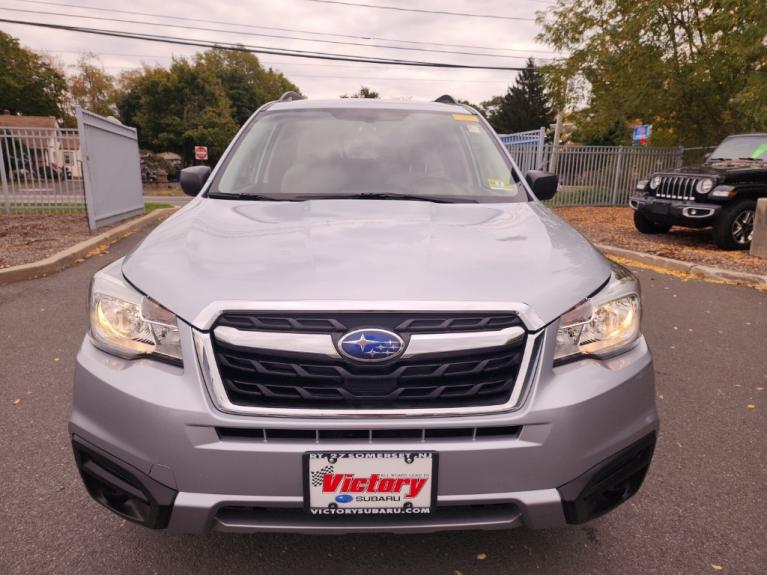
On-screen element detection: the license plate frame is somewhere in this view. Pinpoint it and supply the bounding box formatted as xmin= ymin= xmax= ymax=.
xmin=303 ymin=451 xmax=438 ymax=515
xmin=650 ymin=201 xmax=671 ymax=215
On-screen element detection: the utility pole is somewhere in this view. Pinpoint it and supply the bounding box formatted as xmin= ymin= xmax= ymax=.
xmin=548 ymin=111 xmax=563 ymax=173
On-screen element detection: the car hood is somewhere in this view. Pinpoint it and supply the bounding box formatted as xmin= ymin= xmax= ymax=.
xmin=122 ymin=199 xmax=610 ymax=329
xmin=658 ymin=163 xmax=767 ymax=177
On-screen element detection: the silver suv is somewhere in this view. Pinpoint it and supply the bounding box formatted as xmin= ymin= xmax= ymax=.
xmin=71 ymin=94 xmax=657 ymax=533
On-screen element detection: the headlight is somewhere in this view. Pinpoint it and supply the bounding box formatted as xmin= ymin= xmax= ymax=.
xmin=554 ymin=262 xmax=641 ymax=364
xmin=709 ymin=185 xmax=736 ymax=199
xmin=696 ymin=178 xmax=715 ymax=194
xmin=89 ymin=262 xmax=183 ymax=365
xmin=649 ymin=176 xmax=662 ymax=190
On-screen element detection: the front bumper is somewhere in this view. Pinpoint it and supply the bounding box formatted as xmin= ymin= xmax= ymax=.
xmin=70 ymin=322 xmax=658 ymax=533
xmin=630 ymin=195 xmax=722 ymax=226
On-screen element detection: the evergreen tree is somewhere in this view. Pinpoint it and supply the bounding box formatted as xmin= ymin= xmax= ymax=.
xmin=483 ymin=59 xmax=554 ymax=134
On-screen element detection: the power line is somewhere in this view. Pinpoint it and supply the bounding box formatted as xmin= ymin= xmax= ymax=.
xmin=0 ymin=17 xmax=532 ymax=70
xmin=42 ymin=49 xmax=518 ymax=79
xmin=42 ymin=48 xmax=519 ymax=80
xmin=302 ymin=0 xmax=537 ymax=20
xmin=0 ymin=7 xmax=550 ymax=61
xmin=12 ymin=0 xmax=557 ymax=55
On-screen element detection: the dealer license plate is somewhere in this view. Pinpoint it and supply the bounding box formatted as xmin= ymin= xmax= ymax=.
xmin=304 ymin=451 xmax=437 ymax=516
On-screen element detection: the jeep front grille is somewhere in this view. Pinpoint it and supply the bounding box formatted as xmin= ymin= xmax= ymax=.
xmin=654 ymin=176 xmax=698 ymax=200
xmin=199 ymin=312 xmax=538 ymax=414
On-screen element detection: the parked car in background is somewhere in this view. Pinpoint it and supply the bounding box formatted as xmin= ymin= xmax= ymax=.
xmin=72 ymin=94 xmax=657 ymax=534
xmin=37 ymin=164 xmax=65 ymax=180
xmin=2 ymin=151 xmax=34 ymax=181
xmin=139 ymin=153 xmax=175 ymax=184
xmin=631 ymin=133 xmax=767 ymax=249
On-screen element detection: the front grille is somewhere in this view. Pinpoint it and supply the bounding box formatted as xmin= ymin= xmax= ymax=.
xmin=216 ymin=312 xmax=522 ymax=333
xmin=210 ymin=312 xmax=527 ymax=410
xmin=216 ymin=425 xmax=522 ymax=443
xmin=654 ymin=176 xmax=698 ymax=200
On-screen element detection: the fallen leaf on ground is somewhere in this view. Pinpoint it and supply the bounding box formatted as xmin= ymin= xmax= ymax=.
xmin=12 ymin=398 xmax=21 ymax=406
xmin=53 ymin=357 xmax=60 ymax=362
xmin=554 ymin=207 xmax=767 ymax=277
xmin=746 ymin=404 xmax=755 ymax=409
xmin=476 ymin=553 xmax=487 ymax=561
xmin=711 ymin=565 xmax=723 ymax=571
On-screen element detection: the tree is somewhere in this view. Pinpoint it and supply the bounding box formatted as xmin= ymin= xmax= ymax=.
xmin=67 ymin=54 xmax=118 ymax=117
xmin=537 ymin=0 xmax=767 ymax=145
xmin=341 ymin=86 xmax=380 ymax=99
xmin=118 ymin=60 xmax=237 ymax=164
xmin=195 ymin=49 xmax=300 ymax=126
xmin=116 ymin=49 xmax=302 ymax=164
xmin=0 ymin=31 xmax=66 ymax=118
xmin=481 ymin=59 xmax=554 ymax=134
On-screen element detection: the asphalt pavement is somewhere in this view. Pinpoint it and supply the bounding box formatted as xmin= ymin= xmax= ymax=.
xmin=1 ymin=228 xmax=765 ymax=575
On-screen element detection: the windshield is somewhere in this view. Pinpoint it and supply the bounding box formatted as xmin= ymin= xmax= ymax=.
xmin=708 ymin=135 xmax=767 ymax=162
xmin=212 ymin=108 xmax=525 ymax=202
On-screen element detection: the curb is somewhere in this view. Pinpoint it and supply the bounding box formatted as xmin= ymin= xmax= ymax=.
xmin=596 ymin=243 xmax=767 ymax=287
xmin=0 ymin=208 xmax=177 ymax=286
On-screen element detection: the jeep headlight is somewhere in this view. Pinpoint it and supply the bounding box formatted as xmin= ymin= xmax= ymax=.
xmin=649 ymin=176 xmax=662 ymax=190
xmin=696 ymin=178 xmax=715 ymax=194
xmin=89 ymin=261 xmax=182 ymax=364
xmin=554 ymin=262 xmax=641 ymax=364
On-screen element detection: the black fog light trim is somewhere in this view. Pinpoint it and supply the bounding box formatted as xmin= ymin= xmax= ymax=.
xmin=72 ymin=436 xmax=177 ymax=529
xmin=557 ymin=431 xmax=656 ymax=524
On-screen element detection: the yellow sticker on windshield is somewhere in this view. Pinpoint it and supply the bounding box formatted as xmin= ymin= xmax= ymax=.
xmin=487 ymin=178 xmax=513 ymax=190
xmin=452 ymin=113 xmax=479 ymax=122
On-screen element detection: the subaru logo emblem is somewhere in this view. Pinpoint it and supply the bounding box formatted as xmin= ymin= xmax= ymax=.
xmin=335 ymin=494 xmax=353 ymax=504
xmin=337 ymin=329 xmax=405 ymax=363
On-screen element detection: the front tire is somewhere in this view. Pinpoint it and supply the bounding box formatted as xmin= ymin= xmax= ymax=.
xmin=633 ymin=211 xmax=671 ymax=234
xmin=713 ymin=200 xmax=756 ymax=250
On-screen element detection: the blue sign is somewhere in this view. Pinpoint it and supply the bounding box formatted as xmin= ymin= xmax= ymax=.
xmin=499 ymin=134 xmax=539 ymax=145
xmin=633 ymin=124 xmax=651 ymax=143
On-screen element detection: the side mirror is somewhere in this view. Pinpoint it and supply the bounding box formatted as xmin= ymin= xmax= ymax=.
xmin=703 ymin=152 xmax=712 ymax=162
xmin=525 ymin=170 xmax=558 ymax=201
xmin=180 ymin=165 xmax=212 ymax=196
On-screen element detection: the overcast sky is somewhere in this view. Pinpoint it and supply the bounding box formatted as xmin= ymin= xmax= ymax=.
xmin=1 ymin=0 xmax=559 ymax=104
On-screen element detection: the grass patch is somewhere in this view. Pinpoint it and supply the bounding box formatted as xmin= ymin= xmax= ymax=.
xmin=6 ymin=201 xmax=173 ymax=214
xmin=144 ymin=202 xmax=173 ymax=212
xmin=547 ymin=186 xmax=631 ymax=207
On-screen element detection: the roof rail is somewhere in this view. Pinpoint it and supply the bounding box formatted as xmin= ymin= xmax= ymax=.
xmin=278 ymin=91 xmax=306 ymax=102
xmin=434 ymin=94 xmax=458 ymax=105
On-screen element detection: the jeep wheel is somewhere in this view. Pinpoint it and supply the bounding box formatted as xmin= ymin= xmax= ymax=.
xmin=713 ymin=200 xmax=756 ymax=250
xmin=633 ymin=211 xmax=671 ymax=234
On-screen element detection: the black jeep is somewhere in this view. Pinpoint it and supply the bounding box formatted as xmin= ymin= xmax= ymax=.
xmin=630 ymin=133 xmax=767 ymax=250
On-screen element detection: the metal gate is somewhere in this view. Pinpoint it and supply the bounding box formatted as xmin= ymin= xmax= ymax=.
xmin=499 ymin=128 xmax=546 ymax=173
xmin=0 ymin=126 xmax=85 ymax=214
xmin=76 ymin=107 xmax=143 ymax=230
xmin=501 ymin=130 xmax=685 ymax=206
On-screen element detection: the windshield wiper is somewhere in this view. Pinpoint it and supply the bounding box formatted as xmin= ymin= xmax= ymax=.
xmin=737 ymin=157 xmax=764 ymax=162
xmin=293 ymin=192 xmax=477 ymax=204
xmin=207 ymin=192 xmax=299 ymax=201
